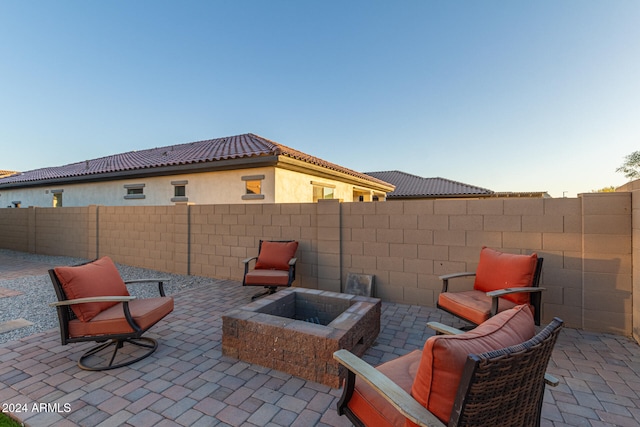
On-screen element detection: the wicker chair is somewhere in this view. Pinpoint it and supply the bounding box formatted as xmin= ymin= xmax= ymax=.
xmin=438 ymin=246 xmax=544 ymax=326
xmin=49 ymin=256 xmax=174 ymax=371
xmin=242 ymin=240 xmax=298 ymax=300
xmin=334 ymin=306 xmax=563 ymax=427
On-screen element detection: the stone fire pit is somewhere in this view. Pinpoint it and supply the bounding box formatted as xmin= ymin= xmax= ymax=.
xmin=222 ymin=288 xmax=381 ymax=388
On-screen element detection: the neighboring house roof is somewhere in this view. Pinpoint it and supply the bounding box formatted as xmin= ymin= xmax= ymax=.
xmin=365 ymin=170 xmax=493 ymax=198
xmin=0 ymin=170 xmax=18 ymax=178
xmin=0 ymin=133 xmax=393 ymax=191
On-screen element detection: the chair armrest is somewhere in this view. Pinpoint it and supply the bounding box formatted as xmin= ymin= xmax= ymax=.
xmin=124 ymin=278 xmax=170 ymax=285
xmin=545 ymin=373 xmax=560 ymax=387
xmin=289 ymin=257 xmax=297 ymax=266
xmin=426 ymin=321 xmax=464 ymax=335
xmin=486 ymin=287 xmax=545 ymax=298
xmin=49 ymin=295 xmax=136 ymax=307
xmin=438 ymin=272 xmax=476 ymax=281
xmin=333 ymin=349 xmax=446 ymax=427
xmin=425 ymin=322 xmax=559 ymax=386
xmin=487 ymin=287 xmax=546 ymax=324
xmin=439 ymin=272 xmax=475 ymax=292
xmin=242 ymin=256 xmax=258 ymax=264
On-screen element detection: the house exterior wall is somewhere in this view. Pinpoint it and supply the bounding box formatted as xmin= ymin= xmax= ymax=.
xmin=0 ymin=193 xmax=636 ymax=341
xmin=273 ymin=168 xmax=378 ymax=203
xmin=0 ymin=165 xmax=387 ymax=208
xmin=0 ymin=169 xmax=277 ymax=207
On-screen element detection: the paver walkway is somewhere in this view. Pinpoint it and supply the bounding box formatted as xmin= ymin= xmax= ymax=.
xmin=1 ymin=252 xmax=640 ymax=426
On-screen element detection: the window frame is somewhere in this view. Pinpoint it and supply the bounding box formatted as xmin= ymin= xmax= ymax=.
xmin=311 ymin=181 xmax=336 ymax=202
xmin=52 ymin=189 xmax=63 ymax=207
xmin=124 ymin=184 xmax=146 ymax=200
xmin=242 ymin=174 xmax=265 ymax=200
xmin=171 ymin=180 xmax=188 ymax=202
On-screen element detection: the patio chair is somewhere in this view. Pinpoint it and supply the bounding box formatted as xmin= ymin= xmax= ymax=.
xmin=242 ymin=240 xmax=298 ymax=300
xmin=438 ymin=246 xmax=544 ymax=326
xmin=49 ymin=256 xmax=174 ymax=371
xmin=333 ymin=304 xmax=563 ymax=427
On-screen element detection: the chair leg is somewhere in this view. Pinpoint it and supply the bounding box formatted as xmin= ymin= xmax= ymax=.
xmin=78 ymin=337 xmax=158 ymax=371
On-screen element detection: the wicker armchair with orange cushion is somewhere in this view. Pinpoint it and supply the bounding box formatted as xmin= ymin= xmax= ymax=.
xmin=438 ymin=246 xmax=544 ymax=326
xmin=333 ymin=305 xmax=563 ymax=427
xmin=49 ymin=256 xmax=174 ymax=371
xmin=242 ymin=240 xmax=298 ymax=300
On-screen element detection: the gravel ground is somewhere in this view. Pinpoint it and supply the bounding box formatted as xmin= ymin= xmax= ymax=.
xmin=0 ymin=250 xmax=218 ymax=344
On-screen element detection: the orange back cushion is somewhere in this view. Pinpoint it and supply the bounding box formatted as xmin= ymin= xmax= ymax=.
xmin=474 ymin=247 xmax=538 ymax=305
xmin=255 ymin=241 xmax=298 ymax=271
xmin=410 ymin=305 xmax=536 ymax=424
xmin=54 ymin=256 xmax=129 ymax=322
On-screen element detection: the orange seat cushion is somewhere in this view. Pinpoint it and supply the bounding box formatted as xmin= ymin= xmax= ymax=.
xmin=410 ymin=305 xmax=535 ymax=424
xmin=474 ymin=247 xmax=538 ymax=305
xmin=437 ymin=290 xmax=518 ymax=325
xmin=244 ymin=269 xmax=291 ymax=286
xmin=255 ymin=241 xmax=298 ymax=271
xmin=347 ymin=349 xmax=422 ymax=427
xmin=68 ymin=297 xmax=174 ymax=338
xmin=54 ymin=256 xmax=129 ymax=322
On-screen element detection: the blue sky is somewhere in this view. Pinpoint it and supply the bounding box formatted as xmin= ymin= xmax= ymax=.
xmin=1 ymin=1 xmax=639 ymax=198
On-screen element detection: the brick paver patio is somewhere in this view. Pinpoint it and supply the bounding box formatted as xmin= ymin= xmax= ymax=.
xmin=1 ymin=252 xmax=640 ymax=426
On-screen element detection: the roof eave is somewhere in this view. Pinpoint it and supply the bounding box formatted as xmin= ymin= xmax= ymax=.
xmin=276 ymin=156 xmax=395 ymax=193
xmin=0 ymin=156 xmax=280 ymax=190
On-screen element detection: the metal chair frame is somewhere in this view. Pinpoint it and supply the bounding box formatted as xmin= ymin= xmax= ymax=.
xmin=49 ymin=261 xmax=171 ymax=371
xmin=438 ymin=257 xmax=544 ymax=326
xmin=242 ymin=239 xmax=297 ymax=300
xmin=334 ymin=317 xmax=563 ymax=427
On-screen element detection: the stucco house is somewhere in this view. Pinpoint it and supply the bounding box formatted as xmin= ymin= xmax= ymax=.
xmin=0 ymin=133 xmax=394 ymax=208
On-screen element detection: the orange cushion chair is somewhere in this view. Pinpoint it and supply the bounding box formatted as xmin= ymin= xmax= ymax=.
xmin=242 ymin=240 xmax=298 ymax=300
xmin=49 ymin=256 xmax=174 ymax=371
xmin=334 ymin=305 xmax=563 ymax=427
xmin=437 ymin=246 xmax=544 ymax=326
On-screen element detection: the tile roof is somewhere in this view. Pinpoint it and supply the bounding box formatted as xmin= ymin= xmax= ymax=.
xmin=0 ymin=134 xmax=392 ymax=188
xmin=0 ymin=170 xmax=18 ymax=178
xmin=365 ymin=170 xmax=493 ymax=198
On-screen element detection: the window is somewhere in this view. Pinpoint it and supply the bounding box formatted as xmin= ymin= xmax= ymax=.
xmin=171 ymin=180 xmax=188 ymax=202
xmin=353 ymin=188 xmax=370 ymax=202
xmin=52 ymin=190 xmax=63 ymax=207
xmin=245 ymin=180 xmax=261 ymax=195
xmin=313 ymin=186 xmax=334 ymax=201
xmin=311 ymin=181 xmax=335 ymax=202
xmin=242 ymin=175 xmax=265 ymax=200
xmin=124 ymin=184 xmax=145 ymax=200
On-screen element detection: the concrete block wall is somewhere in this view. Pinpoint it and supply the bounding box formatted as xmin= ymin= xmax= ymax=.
xmin=97 ymin=205 xmax=186 ymax=274
xmin=0 ymin=192 xmax=636 ymax=338
xmin=341 ymin=195 xmax=633 ymax=335
xmin=580 ymin=193 xmax=632 ymax=335
xmin=632 ymin=192 xmax=640 ymax=344
xmin=34 ymin=205 xmax=97 ymax=259
xmin=0 ymin=208 xmax=29 ymax=253
xmin=0 ymin=206 xmax=96 ymax=258
xmin=187 ymin=202 xmax=323 ymax=290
